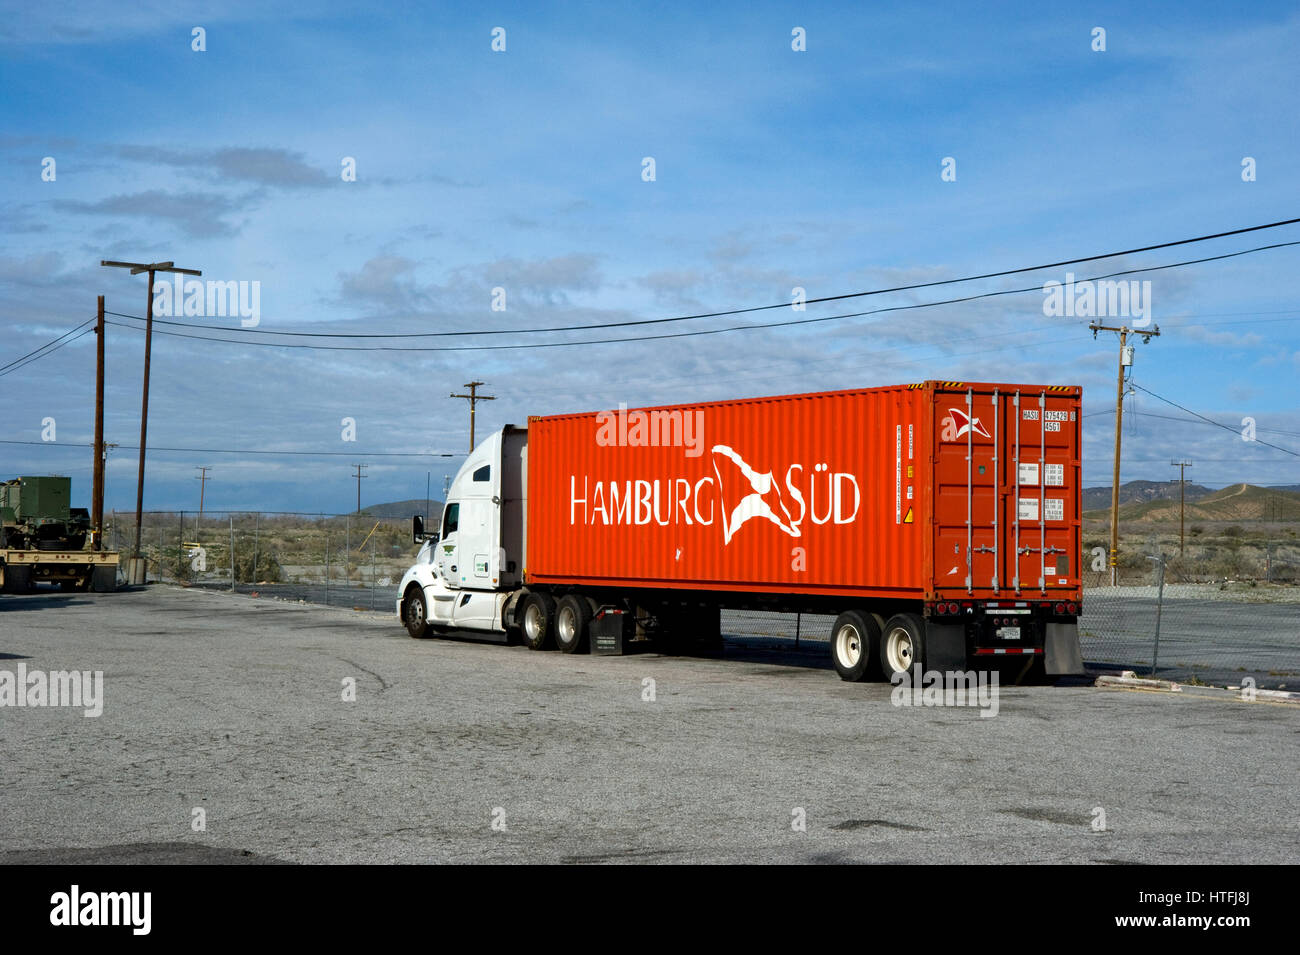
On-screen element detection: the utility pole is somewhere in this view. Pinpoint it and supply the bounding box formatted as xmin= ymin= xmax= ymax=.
xmin=352 ymin=463 xmax=368 ymax=514
xmin=195 ymin=466 xmax=211 ymax=539
xmin=1090 ymin=321 xmax=1160 ymax=585
xmin=101 ymin=259 xmax=202 ymax=568
xmin=1171 ymin=460 xmax=1192 ymax=556
xmin=450 ymin=381 xmax=496 ymax=452
xmin=91 ymin=295 xmax=106 ymax=550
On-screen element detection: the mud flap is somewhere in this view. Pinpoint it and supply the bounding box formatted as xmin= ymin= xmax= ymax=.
xmin=2 ymin=564 xmax=32 ymax=594
xmin=925 ymin=622 xmax=968 ymax=672
xmin=91 ymin=565 xmax=118 ymax=593
xmin=1045 ymin=621 xmax=1084 ymax=675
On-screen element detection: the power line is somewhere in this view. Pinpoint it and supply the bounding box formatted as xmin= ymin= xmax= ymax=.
xmin=0 ymin=319 xmax=96 ymax=377
xmin=1083 ymin=409 xmax=1300 ymax=438
xmin=102 ymin=214 xmax=1300 ymax=339
xmin=1130 ymin=382 xmax=1300 ymax=458
xmin=0 ymin=439 xmax=457 ymax=458
xmin=102 ymin=239 xmax=1300 ymax=353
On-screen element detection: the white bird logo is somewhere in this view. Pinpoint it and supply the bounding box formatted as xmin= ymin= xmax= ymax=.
xmin=710 ymin=445 xmax=800 ymax=544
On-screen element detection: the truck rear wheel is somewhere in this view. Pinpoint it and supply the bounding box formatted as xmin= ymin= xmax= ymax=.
xmin=880 ymin=613 xmax=926 ymax=679
xmin=555 ymin=594 xmax=592 ymax=654
xmin=521 ymin=592 xmax=556 ymax=650
xmin=402 ymin=586 xmax=432 ymax=638
xmin=831 ymin=610 xmax=879 ymax=682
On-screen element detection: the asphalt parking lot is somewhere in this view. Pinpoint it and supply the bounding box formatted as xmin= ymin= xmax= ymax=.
xmin=2 ymin=585 xmax=1297 ymax=864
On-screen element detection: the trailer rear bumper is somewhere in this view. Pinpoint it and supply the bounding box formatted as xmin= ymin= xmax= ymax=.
xmin=1 ymin=549 xmax=120 ymax=593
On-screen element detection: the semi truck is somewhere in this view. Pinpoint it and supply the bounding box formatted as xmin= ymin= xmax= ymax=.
xmin=397 ymin=381 xmax=1085 ymax=681
xmin=0 ymin=476 xmax=119 ymax=593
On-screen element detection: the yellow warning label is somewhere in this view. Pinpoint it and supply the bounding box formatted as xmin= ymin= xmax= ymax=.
xmin=903 ymin=507 xmax=914 ymax=523
xmin=906 ymin=465 xmax=914 ymax=478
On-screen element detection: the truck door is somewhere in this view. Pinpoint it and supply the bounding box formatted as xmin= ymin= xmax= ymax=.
xmin=437 ymin=502 xmax=460 ymax=588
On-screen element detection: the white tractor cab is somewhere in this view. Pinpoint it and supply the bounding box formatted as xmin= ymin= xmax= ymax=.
xmin=397 ymin=426 xmax=527 ymax=640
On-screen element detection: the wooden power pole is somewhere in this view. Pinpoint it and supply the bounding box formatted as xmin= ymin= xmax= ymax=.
xmin=1171 ymin=460 xmax=1192 ymax=556
xmin=195 ymin=466 xmax=211 ymax=537
xmin=91 ymin=295 xmax=106 ymax=550
xmin=101 ymin=259 xmax=202 ymax=566
xmin=352 ymin=463 xmax=367 ymax=514
xmin=1090 ymin=321 xmax=1160 ymax=585
xmin=450 ymin=381 xmax=496 ymax=452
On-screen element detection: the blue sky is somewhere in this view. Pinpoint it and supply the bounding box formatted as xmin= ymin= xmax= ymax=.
xmin=2 ymin=0 xmax=1297 ymax=514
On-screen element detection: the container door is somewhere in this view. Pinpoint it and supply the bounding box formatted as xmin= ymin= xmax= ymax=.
xmin=1003 ymin=389 xmax=1080 ymax=594
xmin=933 ymin=388 xmax=1003 ymax=594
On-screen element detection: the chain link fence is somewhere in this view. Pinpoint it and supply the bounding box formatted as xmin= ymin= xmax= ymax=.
xmin=103 ymin=510 xmax=1299 ymax=689
xmin=104 ymin=509 xmax=411 ymax=612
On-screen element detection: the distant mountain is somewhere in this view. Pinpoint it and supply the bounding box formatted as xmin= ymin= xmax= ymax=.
xmin=354 ymin=498 xmax=443 ymax=521
xmin=1082 ymin=480 xmax=1213 ymax=512
xmin=1084 ymin=483 xmax=1300 ymax=523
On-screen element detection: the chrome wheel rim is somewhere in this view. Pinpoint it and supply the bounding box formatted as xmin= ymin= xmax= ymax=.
xmin=558 ymin=608 xmax=576 ymax=645
xmin=524 ymin=604 xmax=543 ymax=641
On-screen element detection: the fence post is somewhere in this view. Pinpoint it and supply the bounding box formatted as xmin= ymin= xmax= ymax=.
xmin=253 ymin=513 xmax=259 ymax=584
xmin=230 ymin=516 xmax=236 ymax=592
xmin=1147 ymin=554 xmax=1166 ymax=677
xmin=325 ymin=520 xmax=330 ymax=606
xmin=370 ymin=533 xmax=376 ymax=610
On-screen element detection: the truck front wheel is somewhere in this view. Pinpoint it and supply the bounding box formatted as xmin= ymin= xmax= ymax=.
xmin=521 ymin=592 xmax=556 ymax=650
xmin=880 ymin=613 xmax=926 ymax=680
xmin=403 ymin=586 xmax=432 ymax=638
xmin=831 ymin=610 xmax=880 ymax=682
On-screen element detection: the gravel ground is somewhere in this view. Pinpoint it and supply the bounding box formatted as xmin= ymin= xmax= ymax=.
xmin=1 ymin=585 xmax=1297 ymax=864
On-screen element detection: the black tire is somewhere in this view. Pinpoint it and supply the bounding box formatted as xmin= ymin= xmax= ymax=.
xmin=520 ymin=592 xmax=556 ymax=650
xmin=555 ymin=594 xmax=593 ymax=654
xmin=879 ymin=613 xmax=926 ymax=680
xmin=830 ymin=610 xmax=880 ymax=682
xmin=402 ymin=585 xmax=433 ymax=638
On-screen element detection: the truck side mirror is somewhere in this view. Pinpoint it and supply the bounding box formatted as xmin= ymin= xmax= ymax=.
xmin=412 ymin=515 xmax=424 ymax=543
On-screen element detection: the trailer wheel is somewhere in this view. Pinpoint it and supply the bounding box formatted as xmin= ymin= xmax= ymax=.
xmin=831 ymin=611 xmax=879 ymax=682
xmin=402 ymin=585 xmax=432 ymax=638
xmin=880 ymin=613 xmax=926 ymax=679
xmin=520 ymin=592 xmax=556 ymax=650
xmin=555 ymin=595 xmax=592 ymax=654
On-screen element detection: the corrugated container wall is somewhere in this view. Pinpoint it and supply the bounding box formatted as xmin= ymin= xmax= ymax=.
xmin=525 ymin=382 xmax=1081 ymax=602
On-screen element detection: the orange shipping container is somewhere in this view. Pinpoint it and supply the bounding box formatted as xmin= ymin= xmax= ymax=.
xmin=525 ymin=381 xmax=1082 ymax=604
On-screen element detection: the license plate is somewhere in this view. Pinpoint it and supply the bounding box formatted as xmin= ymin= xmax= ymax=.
xmin=996 ymin=626 xmax=1021 ymax=640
